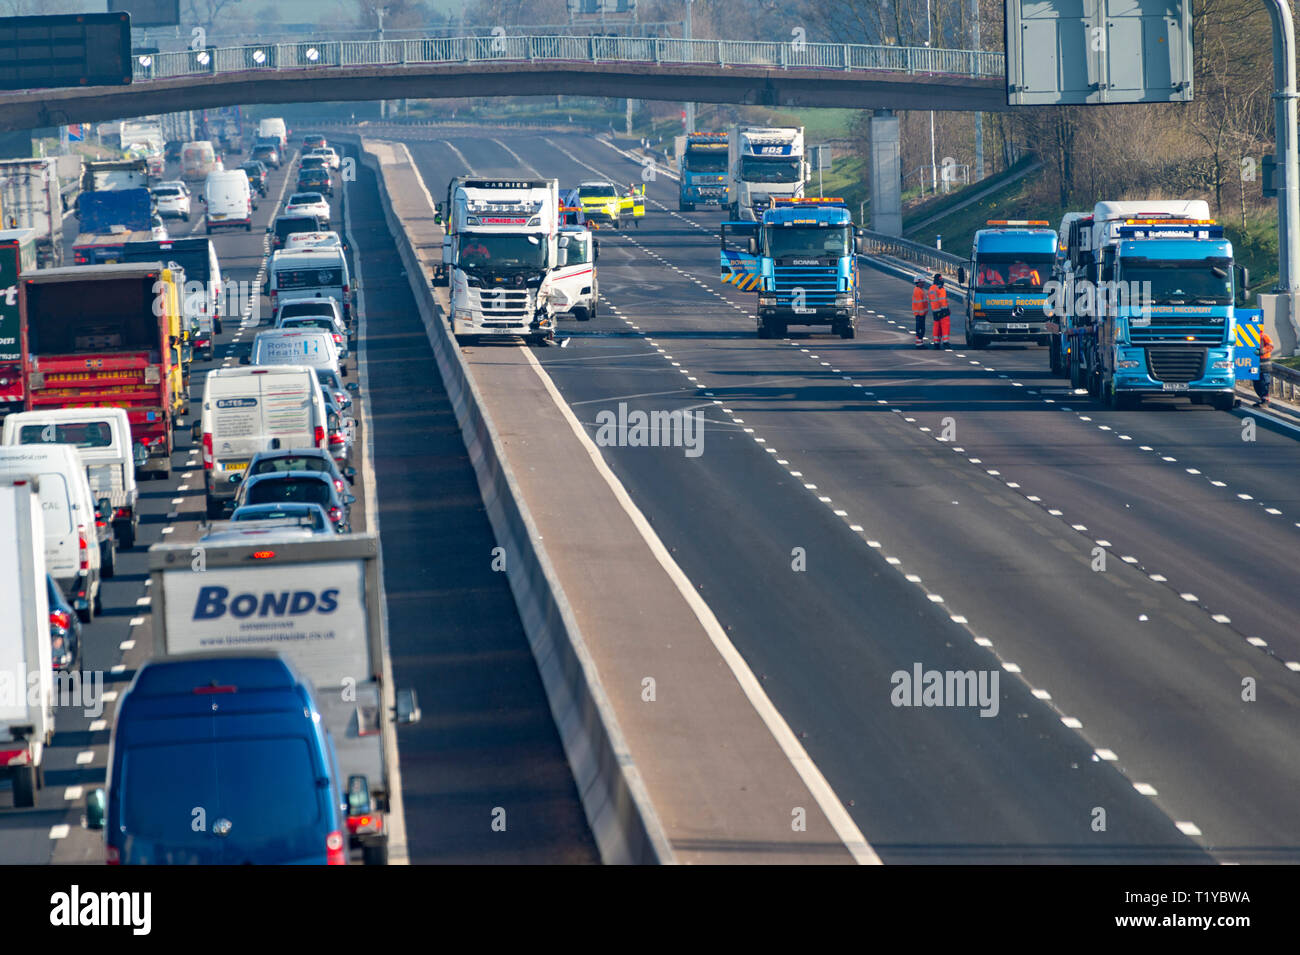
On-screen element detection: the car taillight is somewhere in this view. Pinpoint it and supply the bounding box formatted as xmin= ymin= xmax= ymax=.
xmin=106 ymin=846 xmax=120 ymax=865
xmin=196 ymin=338 xmax=210 ymax=347
xmin=334 ymin=478 xmax=345 ymax=494
xmin=332 ymin=334 xmax=342 ymax=344
xmin=114 ymin=507 xmax=130 ymax=519
xmin=314 ymin=425 xmax=325 ymax=447
xmin=328 ymin=506 xmax=343 ymax=523
xmin=50 ymin=609 xmax=71 ymax=630
xmin=329 ymin=432 xmax=345 ymax=445
xmin=203 ymin=432 xmax=214 ymax=469
xmin=78 ymin=526 xmax=89 ymax=571
xmin=326 ymin=830 xmax=346 ymax=865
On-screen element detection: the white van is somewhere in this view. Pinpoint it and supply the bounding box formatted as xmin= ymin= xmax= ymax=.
xmin=204 ymin=169 xmax=254 ymax=233
xmin=0 ymin=445 xmax=105 ymax=622
xmin=247 ymin=328 xmax=344 ymax=378
xmin=267 ymin=247 xmax=352 ymax=323
xmin=181 ymin=140 xmax=217 ymax=181
xmin=200 ymin=366 xmax=329 ymax=517
xmin=2 ymin=408 xmax=140 ymax=550
xmin=258 ymin=117 xmax=287 ymax=149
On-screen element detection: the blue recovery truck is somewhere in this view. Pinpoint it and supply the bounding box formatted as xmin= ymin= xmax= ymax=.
xmin=1086 ymin=219 xmax=1246 ymax=410
xmin=720 ymin=197 xmax=861 ymax=339
xmin=678 ymin=132 xmax=729 ymax=211
xmin=961 ymin=220 xmax=1057 ymax=349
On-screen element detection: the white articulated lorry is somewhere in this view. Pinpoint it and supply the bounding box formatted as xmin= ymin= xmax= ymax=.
xmin=0 ymin=478 xmax=54 ymax=809
xmin=0 ymin=158 xmax=65 ymax=267
xmin=437 ymin=177 xmax=563 ymax=344
xmin=727 ymin=126 xmax=808 ymax=221
xmin=149 ymin=532 xmax=420 ymax=864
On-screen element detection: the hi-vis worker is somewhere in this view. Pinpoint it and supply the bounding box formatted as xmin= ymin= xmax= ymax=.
xmin=1255 ymin=331 xmax=1275 ymax=407
xmin=1007 ymin=260 xmax=1042 ymax=285
xmin=928 ymin=273 xmax=951 ymax=348
xmin=912 ymin=276 xmax=930 ymax=347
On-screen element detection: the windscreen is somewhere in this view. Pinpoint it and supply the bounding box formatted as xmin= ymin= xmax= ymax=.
xmin=740 ymin=156 xmax=801 ymax=183
xmin=121 ymin=738 xmax=322 ymax=856
xmin=233 ymin=506 xmax=326 ymax=530
xmin=246 ymin=478 xmax=333 ymax=507
xmin=279 ymin=302 xmax=336 ymax=319
xmin=973 ymin=253 xmax=1055 ymax=291
xmin=17 ymin=421 xmax=114 ymax=448
xmin=250 ymin=456 xmax=330 ymax=475
xmin=578 ymin=184 xmax=614 ymax=198
xmin=281 ymin=318 xmax=334 ymax=331
xmin=275 ymin=218 xmax=318 ymax=241
xmin=290 ymin=194 xmax=323 ymax=205
xmin=300 ymin=157 xmax=326 ymax=169
xmin=458 ymin=233 xmax=546 ymax=269
xmin=1120 ymin=257 xmax=1233 ymax=305
xmin=564 ymin=238 xmax=590 ymax=265
xmin=766 ymin=225 xmax=850 ymax=258
xmin=153 ymin=187 xmax=181 ymax=197
xmin=686 ymin=150 xmax=727 ymax=173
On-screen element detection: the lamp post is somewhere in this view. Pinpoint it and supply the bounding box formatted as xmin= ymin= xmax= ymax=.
xmin=684 ymin=0 xmax=695 ymax=133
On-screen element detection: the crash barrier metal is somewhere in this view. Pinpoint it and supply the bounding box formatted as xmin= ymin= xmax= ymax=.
xmin=354 ymin=136 xmax=675 ymax=865
xmin=858 ymin=229 xmax=968 ymax=284
xmin=133 ymin=35 xmax=1002 ymax=81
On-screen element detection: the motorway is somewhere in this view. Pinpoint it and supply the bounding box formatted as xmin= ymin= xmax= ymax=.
xmin=0 ymin=141 xmax=597 ymax=864
xmin=4 ymin=125 xmax=1298 ymax=865
xmin=399 ymin=129 xmax=1300 ymax=863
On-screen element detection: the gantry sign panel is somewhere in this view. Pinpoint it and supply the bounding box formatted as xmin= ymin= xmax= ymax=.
xmin=1005 ymin=0 xmax=1193 ymax=105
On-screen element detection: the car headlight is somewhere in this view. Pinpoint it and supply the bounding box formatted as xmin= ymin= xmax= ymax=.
xmin=758 ymin=295 xmax=777 ymax=306
xmin=835 ymin=294 xmax=854 ymax=307
xmin=1115 ymin=359 xmax=1142 ymax=369
xmin=1212 ymin=360 xmax=1232 ymax=370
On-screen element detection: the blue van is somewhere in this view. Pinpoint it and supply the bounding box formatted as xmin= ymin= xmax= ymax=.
xmin=89 ymin=654 xmax=347 ymax=864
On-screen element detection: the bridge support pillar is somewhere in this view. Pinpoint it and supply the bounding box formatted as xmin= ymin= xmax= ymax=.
xmin=869 ymin=109 xmax=902 ymax=236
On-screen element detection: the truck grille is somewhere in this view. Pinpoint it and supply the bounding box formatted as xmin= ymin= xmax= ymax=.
xmin=773 ymin=267 xmax=837 ymax=306
xmin=1129 ymin=314 xmax=1226 ymax=344
xmin=1145 ymin=347 xmax=1206 ymax=383
xmin=471 ymin=287 xmax=533 ymax=318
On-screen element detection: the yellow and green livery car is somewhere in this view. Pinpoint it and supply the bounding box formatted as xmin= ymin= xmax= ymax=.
xmin=577 ymin=181 xmax=645 ymax=229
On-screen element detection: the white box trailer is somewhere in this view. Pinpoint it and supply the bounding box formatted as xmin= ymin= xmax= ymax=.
xmin=0 ymin=158 xmax=64 ymax=267
xmin=0 ymin=478 xmax=54 ymax=808
xmin=149 ymin=532 xmax=419 ymax=864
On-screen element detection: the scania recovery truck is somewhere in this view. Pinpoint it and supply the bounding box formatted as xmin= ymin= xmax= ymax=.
xmin=720 ymin=197 xmax=862 ymax=339
xmin=679 ymin=132 xmax=729 ymax=211
xmin=727 ymin=125 xmax=807 ymax=221
xmin=436 ymin=177 xmax=562 ymax=344
xmin=1055 ymin=200 xmax=1244 ymax=409
xmin=961 ymin=220 xmax=1057 ymax=349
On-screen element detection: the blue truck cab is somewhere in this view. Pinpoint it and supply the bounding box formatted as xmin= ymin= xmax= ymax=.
xmin=963 ymin=220 xmax=1057 ymax=349
xmin=1094 ymin=222 xmax=1242 ymax=409
xmin=90 ymin=654 xmax=348 ymax=864
xmin=721 ymin=197 xmax=861 ymax=339
xmin=679 ymin=132 xmax=729 ymax=211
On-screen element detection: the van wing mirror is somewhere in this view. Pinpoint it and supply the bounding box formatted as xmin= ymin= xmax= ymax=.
xmin=395 ymin=688 xmax=421 ymax=725
xmin=957 ymin=266 xmax=967 ymax=285
xmin=84 ymin=788 xmax=106 ymax=830
xmin=239 ymin=354 xmax=250 ymax=364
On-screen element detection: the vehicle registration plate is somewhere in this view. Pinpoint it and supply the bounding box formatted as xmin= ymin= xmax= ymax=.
xmin=1161 ymin=382 xmax=1190 ymax=392
xmin=223 ymin=460 xmax=249 ymax=471
xmin=1005 ymin=323 xmax=1029 ymax=330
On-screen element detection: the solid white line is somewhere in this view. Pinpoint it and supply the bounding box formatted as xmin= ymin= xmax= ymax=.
xmin=492 ymin=138 xmax=540 ymax=176
xmin=518 ymin=346 xmax=882 ymax=865
xmin=440 ymin=139 xmax=477 ymax=175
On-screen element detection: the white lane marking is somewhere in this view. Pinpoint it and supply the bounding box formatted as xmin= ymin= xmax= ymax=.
xmin=491 ymin=138 xmax=540 ymax=176
xmin=119 ymin=640 xmax=135 ymax=651
xmin=49 ymin=825 xmax=70 ymax=840
xmin=64 ymin=786 xmax=83 ymax=800
xmin=519 ymin=344 xmax=882 ymax=865
xmin=1134 ymin=782 xmax=1159 ymax=796
xmin=75 ymin=751 xmax=94 ymax=765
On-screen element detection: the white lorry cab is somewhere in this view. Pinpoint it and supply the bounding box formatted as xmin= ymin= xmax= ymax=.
xmin=437 ymin=177 xmax=561 ymax=344
xmin=727 ymin=126 xmax=808 ymax=221
xmin=200 ymin=366 xmax=329 ymax=517
xmin=257 ymin=117 xmax=288 ymax=150
xmin=267 ymin=247 xmax=352 ymax=323
xmin=0 ymin=478 xmax=54 ymax=808
xmin=551 ymin=226 xmax=599 ymax=321
xmin=3 ymin=408 xmax=140 ymax=550
xmin=0 ymin=445 xmax=105 ymax=622
xmin=203 ymin=169 xmax=254 ymax=233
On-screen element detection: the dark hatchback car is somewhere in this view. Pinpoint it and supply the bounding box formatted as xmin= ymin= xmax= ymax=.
xmin=270 ymin=214 xmax=323 ymax=250
xmin=88 ymin=655 xmax=348 ymax=864
xmin=48 ymin=574 xmax=82 ymax=672
xmin=296 ymin=165 xmax=333 ymax=197
xmin=245 ymin=447 xmax=355 ymax=491
xmin=230 ymin=502 xmax=334 ymax=534
xmin=251 ymin=142 xmax=280 ymax=169
xmin=303 ymin=134 xmax=327 ymax=150
xmin=234 ymin=470 xmax=355 ymax=532
xmin=240 ymin=160 xmax=268 ymax=196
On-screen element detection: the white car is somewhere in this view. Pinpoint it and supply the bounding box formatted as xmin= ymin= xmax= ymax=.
xmin=150 ymin=214 xmax=169 ymax=241
xmin=152 ymin=181 xmax=191 ymax=221
xmin=310 ymin=147 xmax=341 ymax=171
xmin=283 ymin=230 xmax=344 ymax=252
xmin=274 ymin=300 xmax=350 ymax=359
xmin=284 ymin=192 xmax=330 ymax=225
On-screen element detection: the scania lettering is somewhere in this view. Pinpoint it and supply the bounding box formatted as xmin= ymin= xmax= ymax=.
xmin=963 ymin=220 xmax=1057 ymax=349
xmin=438 ymin=177 xmax=561 ymax=344
xmin=679 ymin=132 xmax=729 ymax=211
xmin=727 ymin=126 xmax=807 ymax=221
xmin=150 ymin=533 xmax=421 ymax=864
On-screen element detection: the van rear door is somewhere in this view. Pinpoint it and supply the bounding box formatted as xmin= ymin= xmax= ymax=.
xmin=210 ymin=370 xmax=317 ymax=476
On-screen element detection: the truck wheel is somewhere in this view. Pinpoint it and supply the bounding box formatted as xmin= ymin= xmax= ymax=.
xmin=1087 ymin=366 xmax=1101 ymax=397
xmin=574 ymin=307 xmax=591 ymax=322
xmin=966 ymin=333 xmax=984 ymax=349
xmin=1048 ymin=340 xmax=1062 ymax=376
xmin=362 ymin=840 xmax=389 ymax=866
xmin=116 ymin=521 xmax=135 ymax=551
xmin=93 ymin=587 xmax=103 ymax=617
xmin=757 ymin=318 xmax=771 ymax=339
xmin=12 ymin=765 xmax=37 ymax=808
xmin=206 ymin=496 xmax=224 ymax=519
xmin=1213 ymin=393 xmax=1237 ymax=411
xmin=214 ymin=317 xmax=223 ymax=334
xmin=837 ymin=322 xmax=855 ymax=340
xmin=101 ymin=542 xmax=115 ymax=579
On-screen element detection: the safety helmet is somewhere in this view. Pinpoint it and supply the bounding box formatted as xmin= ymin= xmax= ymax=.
xmin=914 ymin=276 xmax=925 ymax=286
